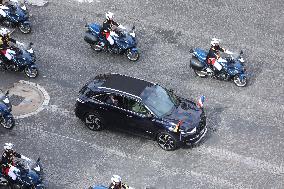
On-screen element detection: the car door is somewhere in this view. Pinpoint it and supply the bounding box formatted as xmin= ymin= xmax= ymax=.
xmin=93 ymin=92 xmax=126 ymax=128
xmin=122 ymin=97 xmax=156 ymax=138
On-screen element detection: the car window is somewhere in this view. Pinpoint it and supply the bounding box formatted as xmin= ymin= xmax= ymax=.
xmin=125 ymin=97 xmax=148 ymax=115
xmin=103 ymin=94 xmax=124 ymax=108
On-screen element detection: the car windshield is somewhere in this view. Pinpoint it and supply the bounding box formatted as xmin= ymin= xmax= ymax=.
xmin=142 ymin=85 xmax=179 ymax=117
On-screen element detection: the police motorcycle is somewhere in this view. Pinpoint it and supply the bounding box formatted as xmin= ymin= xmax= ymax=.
xmin=0 ymin=0 xmax=31 ymax=34
xmin=0 ymin=158 xmax=45 ymax=189
xmin=0 ymin=89 xmax=14 ymax=129
xmin=190 ymin=48 xmax=247 ymax=87
xmin=0 ymin=42 xmax=38 ymax=78
xmin=84 ymin=23 xmax=139 ymax=61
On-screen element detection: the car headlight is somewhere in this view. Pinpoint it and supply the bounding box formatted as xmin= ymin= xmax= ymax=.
xmin=181 ymin=127 xmax=197 ymax=135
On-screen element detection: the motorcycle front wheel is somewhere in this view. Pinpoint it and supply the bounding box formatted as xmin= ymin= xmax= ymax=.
xmin=24 ymin=66 xmax=38 ymax=78
xmin=233 ymin=75 xmax=247 ymax=87
xmin=126 ymin=49 xmax=139 ymax=61
xmin=1 ymin=116 xmax=15 ymax=129
xmin=19 ymin=23 xmax=31 ymax=34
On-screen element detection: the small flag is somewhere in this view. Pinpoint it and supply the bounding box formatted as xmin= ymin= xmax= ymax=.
xmin=197 ymin=95 xmax=205 ymax=108
xmin=173 ymin=120 xmax=183 ymax=132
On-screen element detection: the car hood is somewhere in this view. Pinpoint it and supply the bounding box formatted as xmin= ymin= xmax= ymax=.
xmin=162 ymin=99 xmax=202 ymax=131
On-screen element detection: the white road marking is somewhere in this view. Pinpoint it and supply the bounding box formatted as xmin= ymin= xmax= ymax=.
xmin=25 ymin=0 xmax=48 ymax=6
xmin=18 ymin=125 xmax=249 ymax=189
xmin=195 ymin=146 xmax=284 ymax=176
xmin=14 ymin=80 xmax=50 ymax=119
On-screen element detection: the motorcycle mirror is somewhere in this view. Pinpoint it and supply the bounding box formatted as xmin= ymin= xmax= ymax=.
xmin=240 ymin=50 xmax=244 ymax=55
xmin=29 ymin=42 xmax=33 ymax=46
xmin=5 ymin=90 xmax=9 ymax=96
xmin=37 ymin=157 xmax=40 ymax=162
xmin=132 ymin=25 xmax=135 ymax=30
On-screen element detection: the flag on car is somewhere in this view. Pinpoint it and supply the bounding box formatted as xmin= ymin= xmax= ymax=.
xmin=197 ymin=95 xmax=205 ymax=108
xmin=173 ymin=120 xmax=183 ymax=132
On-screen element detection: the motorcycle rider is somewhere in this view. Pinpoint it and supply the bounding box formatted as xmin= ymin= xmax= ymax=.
xmin=100 ymin=12 xmax=119 ymax=48
xmin=108 ymin=175 xmax=129 ymax=189
xmin=1 ymin=143 xmax=30 ymax=183
xmin=0 ymin=0 xmax=10 ymax=19
xmin=206 ymin=38 xmax=230 ymax=73
xmin=0 ymin=28 xmax=24 ymax=67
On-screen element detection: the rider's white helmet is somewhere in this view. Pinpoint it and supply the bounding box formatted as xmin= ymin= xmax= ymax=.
xmin=4 ymin=143 xmax=14 ymax=150
xmin=105 ymin=12 xmax=114 ymax=20
xmin=211 ymin=38 xmax=220 ymax=46
xmin=111 ymin=175 xmax=121 ymax=183
xmin=0 ymin=28 xmax=10 ymax=37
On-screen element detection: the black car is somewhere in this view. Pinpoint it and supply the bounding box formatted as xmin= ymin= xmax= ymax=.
xmin=75 ymin=73 xmax=207 ymax=151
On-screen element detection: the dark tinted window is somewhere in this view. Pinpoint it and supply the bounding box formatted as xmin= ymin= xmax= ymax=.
xmin=125 ymin=97 xmax=148 ymax=115
xmin=103 ymin=94 xmax=124 ymax=108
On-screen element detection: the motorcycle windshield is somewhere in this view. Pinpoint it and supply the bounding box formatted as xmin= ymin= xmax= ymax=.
xmin=15 ymin=48 xmax=33 ymax=65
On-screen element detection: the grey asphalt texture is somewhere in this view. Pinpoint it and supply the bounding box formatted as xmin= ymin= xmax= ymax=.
xmin=0 ymin=0 xmax=283 ymax=188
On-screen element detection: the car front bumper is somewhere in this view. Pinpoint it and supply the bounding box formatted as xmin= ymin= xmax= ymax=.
xmin=181 ymin=125 xmax=207 ymax=145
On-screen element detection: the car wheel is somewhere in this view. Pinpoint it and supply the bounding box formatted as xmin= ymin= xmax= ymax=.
xmin=157 ymin=131 xmax=179 ymax=151
xmin=84 ymin=112 xmax=104 ymax=131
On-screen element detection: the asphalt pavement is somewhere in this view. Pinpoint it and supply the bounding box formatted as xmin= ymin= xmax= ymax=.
xmin=0 ymin=0 xmax=283 ymax=188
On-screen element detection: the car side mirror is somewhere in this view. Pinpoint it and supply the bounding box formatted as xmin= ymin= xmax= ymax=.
xmin=189 ymin=49 xmax=194 ymax=53
xmin=169 ymin=89 xmax=174 ymax=93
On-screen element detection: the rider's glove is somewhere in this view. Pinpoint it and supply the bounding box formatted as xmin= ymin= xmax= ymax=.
xmin=225 ymin=50 xmax=233 ymax=54
xmin=21 ymin=155 xmax=31 ymax=161
xmin=16 ymin=41 xmax=24 ymax=46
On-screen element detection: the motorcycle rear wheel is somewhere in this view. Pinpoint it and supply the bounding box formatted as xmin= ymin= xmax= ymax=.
xmin=90 ymin=43 xmax=102 ymax=52
xmin=126 ymin=49 xmax=139 ymax=61
xmin=233 ymin=75 xmax=247 ymax=87
xmin=194 ymin=69 xmax=207 ymax=78
xmin=24 ymin=66 xmax=38 ymax=78
xmin=19 ymin=23 xmax=31 ymax=34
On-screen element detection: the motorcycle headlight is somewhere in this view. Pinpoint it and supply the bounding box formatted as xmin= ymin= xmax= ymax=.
xmin=130 ymin=32 xmax=136 ymax=38
xmin=27 ymin=48 xmax=34 ymax=54
xmin=3 ymin=98 xmax=9 ymax=104
xmin=21 ymin=5 xmax=27 ymax=11
xmin=239 ymin=57 xmax=244 ymax=63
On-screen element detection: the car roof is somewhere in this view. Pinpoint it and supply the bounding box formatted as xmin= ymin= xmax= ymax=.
xmin=98 ymin=73 xmax=154 ymax=97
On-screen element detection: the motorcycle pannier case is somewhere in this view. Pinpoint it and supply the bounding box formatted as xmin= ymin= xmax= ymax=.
xmin=190 ymin=57 xmax=206 ymax=71
xmin=84 ymin=32 xmax=98 ymax=44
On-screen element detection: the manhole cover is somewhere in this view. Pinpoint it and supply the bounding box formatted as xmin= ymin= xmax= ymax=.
xmin=7 ymin=81 xmax=50 ymax=119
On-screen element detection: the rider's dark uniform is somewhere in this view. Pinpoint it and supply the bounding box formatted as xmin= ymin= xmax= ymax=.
xmin=108 ymin=183 xmax=129 ymax=189
xmin=0 ymin=34 xmax=16 ymax=64
xmin=1 ymin=150 xmax=21 ymax=176
xmin=206 ymin=45 xmax=225 ymax=65
xmin=101 ymin=19 xmax=119 ymax=46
